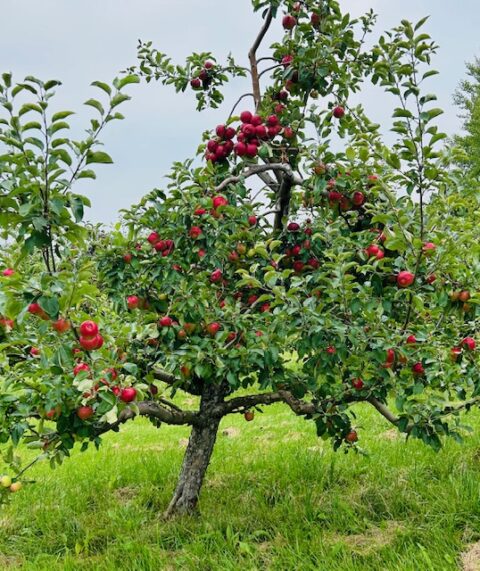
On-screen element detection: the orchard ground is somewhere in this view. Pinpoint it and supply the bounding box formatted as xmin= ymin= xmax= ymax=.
xmin=1 ymin=392 xmax=480 ymax=570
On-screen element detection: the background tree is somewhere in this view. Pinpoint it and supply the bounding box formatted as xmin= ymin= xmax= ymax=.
xmin=453 ymin=57 xmax=480 ymax=177
xmin=1 ymin=0 xmax=480 ymax=517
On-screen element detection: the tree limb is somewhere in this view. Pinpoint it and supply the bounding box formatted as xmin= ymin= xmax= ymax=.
xmin=214 ymin=390 xmax=315 ymax=417
xmin=94 ymin=400 xmax=200 ymax=436
xmin=215 ymin=163 xmax=302 ymax=194
xmin=249 ymin=8 xmax=274 ymax=110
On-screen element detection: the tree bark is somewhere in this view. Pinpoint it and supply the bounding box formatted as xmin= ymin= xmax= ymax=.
xmin=164 ymin=383 xmax=225 ymax=517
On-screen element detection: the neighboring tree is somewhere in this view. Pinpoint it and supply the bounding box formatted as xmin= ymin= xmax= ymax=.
xmin=454 ymin=57 xmax=480 ymax=177
xmin=1 ymin=0 xmax=480 ymax=516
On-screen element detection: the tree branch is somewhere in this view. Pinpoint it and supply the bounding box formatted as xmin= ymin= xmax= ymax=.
xmin=215 ymin=163 xmax=302 ymax=194
xmin=214 ymin=390 xmax=315 ymax=417
xmin=94 ymin=400 xmax=200 ymax=436
xmin=249 ymin=8 xmax=274 ymax=110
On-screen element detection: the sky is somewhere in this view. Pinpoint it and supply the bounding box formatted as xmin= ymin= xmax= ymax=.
xmin=1 ymin=0 xmax=479 ymax=223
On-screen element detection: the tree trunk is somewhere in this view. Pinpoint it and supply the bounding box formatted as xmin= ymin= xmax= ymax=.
xmin=164 ymin=384 xmax=225 ymax=517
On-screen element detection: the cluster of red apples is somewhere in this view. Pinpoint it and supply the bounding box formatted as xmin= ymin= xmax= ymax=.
xmin=205 ymin=110 xmax=293 ymax=163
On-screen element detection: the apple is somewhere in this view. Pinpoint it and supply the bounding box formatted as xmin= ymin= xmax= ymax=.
xmin=385 ymin=349 xmax=395 ymax=364
xmin=462 ymin=337 xmax=476 ymax=351
xmin=127 ymin=295 xmax=140 ymax=310
xmin=52 ymin=318 xmax=70 ymax=333
xmin=451 ymin=347 xmax=462 ymax=361
xmin=112 ymin=386 xmax=121 ymax=397
xmin=293 ymin=260 xmax=304 ymax=273
xmin=287 ymin=222 xmax=300 ymax=232
xmin=459 ymin=290 xmax=471 ymax=302
xmin=74 ymin=363 xmax=90 ymax=376
xmin=77 ymin=406 xmax=94 ymax=421
xmin=154 ymin=240 xmax=166 ymax=252
xmin=326 ymin=346 xmax=336 ymax=355
xmin=365 ymin=245 xmax=384 ymax=260
xmin=9 ymin=482 xmax=22 ymax=493
xmin=106 ymin=367 xmax=118 ymax=380
xmin=2 ymin=268 xmax=14 ymax=277
xmin=228 ymin=251 xmax=239 ymax=263
xmin=352 ymin=191 xmax=365 ymax=206
xmin=79 ymin=320 xmax=98 ymax=338
xmin=120 ymin=387 xmax=137 ymax=403
xmin=210 ymin=269 xmax=223 ymax=283
xmin=284 ymin=126 xmax=295 ymax=139
xmin=281 ymin=55 xmax=294 ymax=67
xmin=234 ymin=142 xmax=247 ymax=156
xmin=224 ymin=127 xmax=236 ymax=140
xmin=240 ymin=110 xmax=253 ymax=124
xmin=422 ymin=242 xmax=436 ymax=256
xmin=332 ymin=106 xmax=345 ymax=119
xmin=345 ymin=430 xmax=358 ymax=443
xmin=212 ymin=195 xmax=228 ymax=209
xmin=267 ymin=115 xmax=279 ymax=127
xmin=206 ymin=322 xmax=221 ymax=336
xmin=1 ymin=475 xmax=12 ymax=488
xmin=397 ymin=271 xmax=415 ymax=288
xmin=246 ymin=144 xmax=258 ymax=158
xmin=189 ymin=226 xmax=203 ymax=239
xmin=147 ymin=231 xmax=160 ymax=244
xmin=190 ymin=78 xmax=201 ymax=89
xmin=159 ymin=316 xmax=173 ymax=327
xmin=412 ymin=362 xmax=425 ymax=375
xmin=426 ymin=274 xmax=436 ymax=285
xmin=123 ymin=253 xmax=132 ymax=263
xmin=282 ymin=14 xmax=297 ymax=29
xmin=244 ymin=411 xmax=254 ymax=422
xmin=27 ymin=303 xmax=41 ymax=314
xmin=80 ymin=334 xmax=103 ymax=351
xmin=180 ymin=365 xmax=192 ymax=378
xmin=30 ymin=347 xmax=40 ymax=356
xmin=406 ymin=335 xmax=417 ymax=344
xmin=352 ymin=378 xmax=364 ymax=390
xmin=311 ymin=13 xmax=321 ymax=27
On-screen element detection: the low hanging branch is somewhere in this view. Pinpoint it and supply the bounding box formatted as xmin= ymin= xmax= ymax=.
xmin=215 ymin=390 xmax=315 ymax=417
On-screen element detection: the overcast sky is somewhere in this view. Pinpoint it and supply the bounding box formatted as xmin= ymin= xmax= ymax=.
xmin=1 ymin=1 xmax=479 ymax=223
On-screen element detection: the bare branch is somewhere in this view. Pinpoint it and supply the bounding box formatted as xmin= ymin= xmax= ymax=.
xmin=215 ymin=163 xmax=302 ymax=194
xmin=228 ymin=92 xmax=255 ymax=120
xmin=215 ymin=390 xmax=315 ymax=417
xmin=249 ymin=8 xmax=274 ymax=109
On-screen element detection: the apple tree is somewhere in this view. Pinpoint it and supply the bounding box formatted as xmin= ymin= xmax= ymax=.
xmin=1 ymin=0 xmax=480 ymax=516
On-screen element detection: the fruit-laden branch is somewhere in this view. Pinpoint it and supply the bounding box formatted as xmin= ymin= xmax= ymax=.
xmin=249 ymin=8 xmax=274 ymax=109
xmin=214 ymin=163 xmax=303 ymax=194
xmin=214 ymin=390 xmax=315 ymax=417
xmin=94 ymin=400 xmax=201 ymax=436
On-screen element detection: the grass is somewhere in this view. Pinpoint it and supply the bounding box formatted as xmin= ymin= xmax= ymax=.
xmin=2 ymin=395 xmax=480 ymax=570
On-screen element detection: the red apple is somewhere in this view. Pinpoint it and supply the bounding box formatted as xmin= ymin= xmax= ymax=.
xmin=2 ymin=268 xmax=14 ymax=277
xmin=212 ymin=195 xmax=228 ymax=209
xmin=73 ymin=363 xmax=90 ymax=376
xmin=352 ymin=378 xmax=364 ymax=390
xmin=345 ymin=430 xmax=358 ymax=443
xmin=52 ymin=318 xmax=70 ymax=333
xmin=282 ymin=14 xmax=297 ymax=30
xmin=190 ymin=78 xmax=201 ymax=89
xmin=412 ymin=362 xmax=425 ymax=375
xmin=123 ymin=253 xmax=132 ymax=263
xmin=79 ymin=320 xmax=99 ymax=339
xmin=147 ymin=231 xmax=160 ymax=244
xmin=210 ymin=269 xmax=223 ymax=283
xmin=120 ymin=387 xmax=137 ymax=403
xmin=332 ymin=106 xmax=345 ymax=119
xmin=352 ymin=191 xmax=365 ymax=206
xmin=397 ymin=271 xmax=415 ymax=288
xmin=244 ymin=411 xmax=254 ymax=421
xmin=422 ymin=242 xmax=436 ymax=256
xmin=159 ymin=316 xmax=173 ymax=327
xmin=406 ymin=335 xmax=417 ymax=345
xmin=189 ymin=226 xmax=203 ymax=239
xmin=127 ymin=296 xmax=140 ymax=310
xmin=462 ymin=337 xmax=476 ymax=351
xmin=77 ymin=406 xmax=94 ymax=421
xmin=240 ymin=110 xmax=253 ymax=124
xmin=206 ymin=322 xmax=221 ymax=336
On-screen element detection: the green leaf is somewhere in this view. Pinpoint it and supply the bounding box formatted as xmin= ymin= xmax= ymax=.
xmin=115 ymin=75 xmax=140 ymax=90
xmin=91 ymin=81 xmax=111 ymax=95
xmin=86 ymin=151 xmax=113 ymax=165
xmin=84 ymin=98 xmax=104 ymax=115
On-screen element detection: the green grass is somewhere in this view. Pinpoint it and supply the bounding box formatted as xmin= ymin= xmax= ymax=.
xmin=2 ymin=396 xmax=480 ymax=570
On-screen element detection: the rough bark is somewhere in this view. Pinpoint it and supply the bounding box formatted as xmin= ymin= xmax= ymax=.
xmin=164 ymin=383 xmax=226 ymax=517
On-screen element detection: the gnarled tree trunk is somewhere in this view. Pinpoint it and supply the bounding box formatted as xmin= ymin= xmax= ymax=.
xmin=164 ymin=383 xmax=225 ymax=517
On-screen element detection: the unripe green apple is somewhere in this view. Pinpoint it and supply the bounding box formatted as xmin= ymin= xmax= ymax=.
xmin=1 ymin=475 xmax=12 ymax=488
